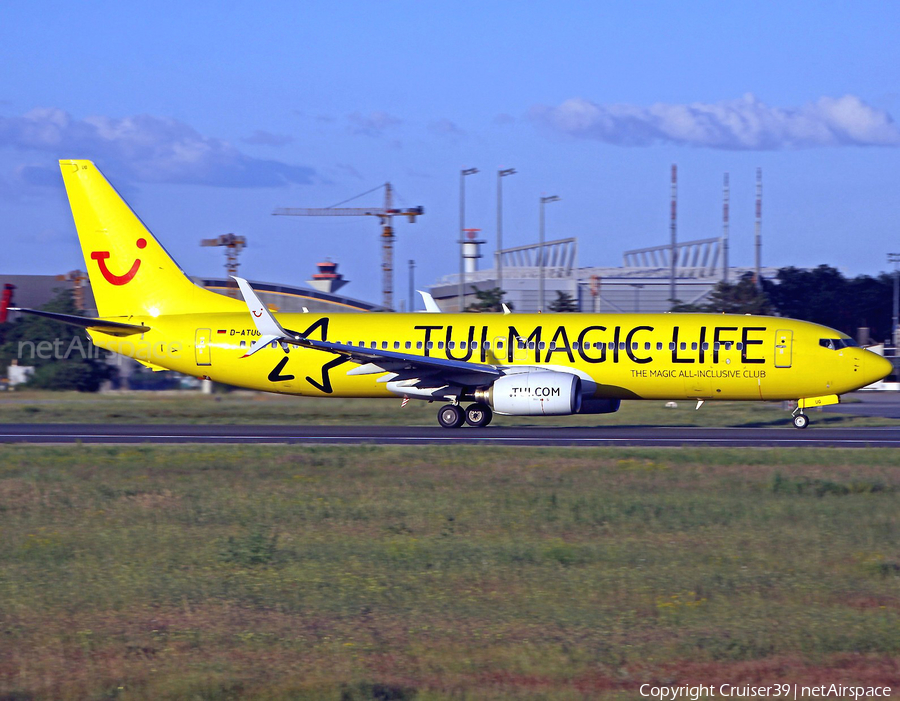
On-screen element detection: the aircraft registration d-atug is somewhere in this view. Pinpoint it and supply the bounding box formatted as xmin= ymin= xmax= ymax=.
xmin=13 ymin=161 xmax=893 ymax=429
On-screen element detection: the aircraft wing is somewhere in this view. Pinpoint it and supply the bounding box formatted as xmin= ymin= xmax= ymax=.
xmin=8 ymin=308 xmax=151 ymax=336
xmin=287 ymin=335 xmax=501 ymax=379
xmin=232 ymin=276 xmax=501 ymax=382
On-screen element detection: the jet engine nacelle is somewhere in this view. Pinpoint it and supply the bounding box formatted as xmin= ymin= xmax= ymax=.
xmin=480 ymin=371 xmax=582 ymax=416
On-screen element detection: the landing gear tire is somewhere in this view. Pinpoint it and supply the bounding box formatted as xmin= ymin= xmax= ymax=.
xmin=438 ymin=404 xmax=465 ymax=429
xmin=792 ymin=413 xmax=809 ymax=429
xmin=465 ymin=403 xmax=493 ymax=428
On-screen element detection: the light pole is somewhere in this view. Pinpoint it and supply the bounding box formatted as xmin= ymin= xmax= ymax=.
xmin=670 ymin=164 xmax=677 ymax=305
xmin=890 ymin=253 xmax=900 ymax=347
xmin=755 ymin=167 xmax=763 ymax=291
xmin=496 ymin=168 xmax=516 ymax=303
xmin=408 ymin=259 xmax=415 ymax=313
xmin=538 ymin=195 xmax=560 ymax=312
xmin=722 ymin=172 xmax=729 ymax=284
xmin=459 ymin=168 xmax=478 ymax=311
xmin=630 ymin=284 xmax=644 ymax=313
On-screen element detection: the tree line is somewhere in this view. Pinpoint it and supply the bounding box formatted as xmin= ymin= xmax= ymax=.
xmin=472 ymin=266 xmax=896 ymax=344
xmin=0 ymin=289 xmax=114 ymax=391
xmin=673 ymin=266 xmax=896 ymax=344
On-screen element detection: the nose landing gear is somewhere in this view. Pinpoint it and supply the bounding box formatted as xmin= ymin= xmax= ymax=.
xmin=791 ymin=406 xmax=809 ymax=429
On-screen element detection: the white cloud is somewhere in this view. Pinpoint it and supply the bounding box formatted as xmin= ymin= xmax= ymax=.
xmin=241 ymin=129 xmax=295 ymax=147
xmin=0 ymin=108 xmax=315 ymax=187
xmin=347 ymin=111 xmax=402 ymax=137
xmin=530 ymin=94 xmax=900 ymax=150
xmin=428 ymin=118 xmax=466 ymax=139
xmin=335 ymin=163 xmax=364 ymax=180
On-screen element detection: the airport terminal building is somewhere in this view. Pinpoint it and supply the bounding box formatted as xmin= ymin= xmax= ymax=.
xmin=428 ymin=236 xmax=778 ymax=313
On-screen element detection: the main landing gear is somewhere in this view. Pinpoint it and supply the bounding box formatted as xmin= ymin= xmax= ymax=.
xmin=465 ymin=403 xmax=493 ymax=428
xmin=437 ymin=403 xmax=493 ymax=429
xmin=437 ymin=404 xmax=465 ymax=429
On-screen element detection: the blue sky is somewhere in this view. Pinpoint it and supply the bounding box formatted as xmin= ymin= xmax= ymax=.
xmin=2 ymin=1 xmax=899 ymax=306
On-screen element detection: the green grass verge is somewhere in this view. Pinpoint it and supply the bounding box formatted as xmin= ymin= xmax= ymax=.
xmin=0 ymin=390 xmax=894 ymax=427
xmin=0 ymin=445 xmax=898 ymax=699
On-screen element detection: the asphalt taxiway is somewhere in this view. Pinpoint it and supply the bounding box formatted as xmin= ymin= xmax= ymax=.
xmin=1 ymin=423 xmax=899 ymax=447
xmin=823 ymin=391 xmax=900 ymax=419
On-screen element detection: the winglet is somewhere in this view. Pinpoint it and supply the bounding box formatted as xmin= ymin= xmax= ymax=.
xmin=418 ymin=290 xmax=442 ymax=313
xmin=502 ymin=303 xmax=512 ymax=315
xmin=232 ymin=276 xmax=293 ymax=357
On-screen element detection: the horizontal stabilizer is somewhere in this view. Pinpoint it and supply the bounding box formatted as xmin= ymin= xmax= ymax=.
xmin=8 ymin=308 xmax=150 ymax=336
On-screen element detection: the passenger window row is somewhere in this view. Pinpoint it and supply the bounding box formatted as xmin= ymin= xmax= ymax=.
xmin=234 ymin=337 xmax=746 ymax=353
xmin=314 ymin=339 xmax=746 ymax=352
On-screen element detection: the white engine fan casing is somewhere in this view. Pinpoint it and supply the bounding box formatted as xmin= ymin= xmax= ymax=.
xmin=482 ymin=371 xmax=582 ymax=416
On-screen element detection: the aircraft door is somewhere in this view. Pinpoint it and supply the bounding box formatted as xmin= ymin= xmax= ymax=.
xmin=774 ymin=329 xmax=793 ymax=368
xmin=195 ymin=328 xmax=212 ymax=366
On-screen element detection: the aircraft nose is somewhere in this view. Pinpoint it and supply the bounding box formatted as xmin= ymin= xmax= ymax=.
xmin=864 ymin=351 xmax=894 ymax=385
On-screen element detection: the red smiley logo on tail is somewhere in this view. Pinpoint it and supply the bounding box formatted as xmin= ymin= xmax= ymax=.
xmin=91 ymin=238 xmax=146 ymax=285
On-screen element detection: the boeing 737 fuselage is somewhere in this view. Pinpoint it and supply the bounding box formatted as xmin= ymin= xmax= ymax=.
xmin=13 ymin=161 xmax=892 ymax=429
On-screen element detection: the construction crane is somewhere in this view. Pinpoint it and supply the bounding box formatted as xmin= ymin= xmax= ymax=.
xmin=201 ymin=234 xmax=247 ymax=296
xmin=273 ymin=183 xmax=423 ymax=310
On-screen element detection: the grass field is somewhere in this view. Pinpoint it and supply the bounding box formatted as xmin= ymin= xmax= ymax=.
xmin=0 ymin=444 xmax=898 ymax=699
xmin=0 ymin=389 xmax=895 ymax=427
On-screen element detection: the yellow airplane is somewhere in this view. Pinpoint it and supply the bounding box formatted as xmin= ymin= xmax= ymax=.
xmin=12 ymin=160 xmax=894 ymax=429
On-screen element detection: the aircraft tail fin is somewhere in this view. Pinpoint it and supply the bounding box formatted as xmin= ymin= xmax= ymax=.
xmin=59 ymin=160 xmax=239 ymax=318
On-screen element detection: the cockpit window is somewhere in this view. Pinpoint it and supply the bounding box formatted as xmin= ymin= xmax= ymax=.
xmin=819 ymin=338 xmax=857 ymax=350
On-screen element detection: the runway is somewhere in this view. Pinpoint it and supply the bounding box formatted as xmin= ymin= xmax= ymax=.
xmin=1 ymin=423 xmax=899 ymax=447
